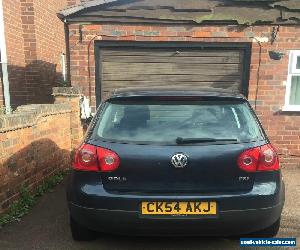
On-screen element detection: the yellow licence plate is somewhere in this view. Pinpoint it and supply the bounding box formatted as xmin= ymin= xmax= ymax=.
xmin=141 ymin=201 xmax=217 ymax=215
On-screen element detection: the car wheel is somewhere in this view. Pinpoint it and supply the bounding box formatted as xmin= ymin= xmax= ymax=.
xmin=250 ymin=217 xmax=281 ymax=238
xmin=70 ymin=216 xmax=98 ymax=241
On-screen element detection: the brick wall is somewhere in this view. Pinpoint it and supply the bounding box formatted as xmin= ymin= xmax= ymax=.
xmin=67 ymin=0 xmax=80 ymax=6
xmin=68 ymin=23 xmax=300 ymax=168
xmin=2 ymin=0 xmax=26 ymax=107
xmin=0 ymin=87 xmax=83 ymax=213
xmin=2 ymin=0 xmax=70 ymax=108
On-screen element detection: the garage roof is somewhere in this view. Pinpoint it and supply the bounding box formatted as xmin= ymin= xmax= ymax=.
xmin=58 ymin=0 xmax=300 ymax=25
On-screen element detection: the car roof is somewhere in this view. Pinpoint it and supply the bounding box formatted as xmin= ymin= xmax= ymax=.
xmin=110 ymin=87 xmax=246 ymax=100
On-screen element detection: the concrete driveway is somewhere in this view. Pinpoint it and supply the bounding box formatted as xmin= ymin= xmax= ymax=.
xmin=0 ymin=168 xmax=299 ymax=250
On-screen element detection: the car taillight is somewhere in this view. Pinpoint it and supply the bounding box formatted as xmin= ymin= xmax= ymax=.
xmin=237 ymin=144 xmax=279 ymax=172
xmin=257 ymin=144 xmax=279 ymax=171
xmin=97 ymin=147 xmax=120 ymax=172
xmin=73 ymin=143 xmax=99 ymax=171
xmin=73 ymin=143 xmax=120 ymax=172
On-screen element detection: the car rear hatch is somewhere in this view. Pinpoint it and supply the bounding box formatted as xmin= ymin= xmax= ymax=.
xmin=88 ymin=96 xmax=266 ymax=193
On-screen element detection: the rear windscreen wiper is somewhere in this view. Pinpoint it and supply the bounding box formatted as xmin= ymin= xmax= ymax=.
xmin=176 ymin=137 xmax=238 ymax=144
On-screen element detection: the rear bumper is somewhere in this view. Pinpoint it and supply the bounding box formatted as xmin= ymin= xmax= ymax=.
xmin=67 ymin=172 xmax=285 ymax=236
xmin=69 ymin=202 xmax=283 ymax=236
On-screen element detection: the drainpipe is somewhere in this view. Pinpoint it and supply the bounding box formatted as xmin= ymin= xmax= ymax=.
xmin=0 ymin=0 xmax=11 ymax=113
xmin=61 ymin=53 xmax=66 ymax=82
xmin=64 ymin=20 xmax=71 ymax=86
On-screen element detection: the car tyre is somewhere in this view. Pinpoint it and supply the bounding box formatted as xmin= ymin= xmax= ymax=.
xmin=70 ymin=216 xmax=98 ymax=241
xmin=250 ymin=217 xmax=281 ymax=238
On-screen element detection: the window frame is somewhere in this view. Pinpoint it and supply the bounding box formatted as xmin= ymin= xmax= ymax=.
xmin=283 ymin=50 xmax=300 ymax=111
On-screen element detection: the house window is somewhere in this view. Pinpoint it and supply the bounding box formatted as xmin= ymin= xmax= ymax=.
xmin=283 ymin=50 xmax=300 ymax=111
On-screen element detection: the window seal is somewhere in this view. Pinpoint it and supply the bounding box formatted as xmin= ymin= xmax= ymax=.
xmin=284 ymin=51 xmax=300 ymax=110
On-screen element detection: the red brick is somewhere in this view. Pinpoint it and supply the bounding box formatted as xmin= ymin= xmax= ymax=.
xmin=0 ymin=90 xmax=84 ymax=213
xmin=192 ymin=31 xmax=212 ymax=38
xmin=2 ymin=0 xmax=70 ymax=107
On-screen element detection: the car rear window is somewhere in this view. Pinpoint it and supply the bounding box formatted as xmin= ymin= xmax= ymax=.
xmin=91 ymin=99 xmax=264 ymax=145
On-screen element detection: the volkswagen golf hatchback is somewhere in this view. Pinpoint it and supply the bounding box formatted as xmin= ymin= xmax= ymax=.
xmin=67 ymin=87 xmax=285 ymax=241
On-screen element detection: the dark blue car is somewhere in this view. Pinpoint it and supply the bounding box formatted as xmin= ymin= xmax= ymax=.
xmin=67 ymin=88 xmax=285 ymax=241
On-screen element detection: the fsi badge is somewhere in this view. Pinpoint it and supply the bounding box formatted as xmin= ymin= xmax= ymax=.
xmin=240 ymin=238 xmax=297 ymax=247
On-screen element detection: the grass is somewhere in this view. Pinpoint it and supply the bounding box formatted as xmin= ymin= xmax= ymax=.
xmin=0 ymin=170 xmax=67 ymax=227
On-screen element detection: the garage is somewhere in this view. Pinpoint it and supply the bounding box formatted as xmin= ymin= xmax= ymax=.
xmin=95 ymin=42 xmax=251 ymax=103
xmin=57 ymin=0 xmax=300 ymax=170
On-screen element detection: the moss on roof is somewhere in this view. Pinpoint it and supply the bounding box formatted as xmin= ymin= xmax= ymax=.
xmin=59 ymin=0 xmax=300 ymax=25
